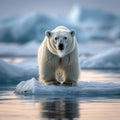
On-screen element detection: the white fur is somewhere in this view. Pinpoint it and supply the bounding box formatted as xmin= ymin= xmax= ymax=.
xmin=38 ymin=26 xmax=80 ymax=86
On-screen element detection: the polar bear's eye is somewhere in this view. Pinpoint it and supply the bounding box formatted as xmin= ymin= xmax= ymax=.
xmin=64 ymin=37 xmax=67 ymax=40
xmin=55 ymin=37 xmax=58 ymax=40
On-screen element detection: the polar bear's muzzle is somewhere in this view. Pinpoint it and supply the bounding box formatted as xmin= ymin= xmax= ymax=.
xmin=58 ymin=43 xmax=64 ymax=50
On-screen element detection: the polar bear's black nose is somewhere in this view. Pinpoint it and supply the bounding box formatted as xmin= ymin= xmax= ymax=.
xmin=58 ymin=43 xmax=64 ymax=50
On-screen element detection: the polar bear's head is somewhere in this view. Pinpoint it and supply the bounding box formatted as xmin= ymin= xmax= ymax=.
xmin=45 ymin=26 xmax=76 ymax=58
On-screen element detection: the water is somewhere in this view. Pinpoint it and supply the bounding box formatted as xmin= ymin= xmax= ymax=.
xmin=0 ymin=70 xmax=120 ymax=120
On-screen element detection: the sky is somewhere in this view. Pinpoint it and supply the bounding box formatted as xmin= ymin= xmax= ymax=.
xmin=0 ymin=0 xmax=120 ymax=18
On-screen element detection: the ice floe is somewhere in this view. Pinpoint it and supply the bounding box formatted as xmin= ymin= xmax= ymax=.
xmin=15 ymin=77 xmax=120 ymax=98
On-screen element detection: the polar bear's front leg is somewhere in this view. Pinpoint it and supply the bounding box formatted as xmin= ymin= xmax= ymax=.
xmin=39 ymin=64 xmax=60 ymax=85
xmin=62 ymin=63 xmax=79 ymax=86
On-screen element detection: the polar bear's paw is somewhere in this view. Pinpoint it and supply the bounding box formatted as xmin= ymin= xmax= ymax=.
xmin=62 ymin=82 xmax=77 ymax=86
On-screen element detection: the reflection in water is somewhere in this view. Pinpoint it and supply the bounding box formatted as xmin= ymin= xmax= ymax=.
xmin=39 ymin=99 xmax=80 ymax=120
xmin=0 ymin=91 xmax=120 ymax=120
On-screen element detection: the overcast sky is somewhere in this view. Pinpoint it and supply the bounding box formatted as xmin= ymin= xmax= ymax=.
xmin=0 ymin=0 xmax=120 ymax=18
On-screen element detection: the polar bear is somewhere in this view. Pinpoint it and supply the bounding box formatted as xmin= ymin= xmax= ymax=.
xmin=38 ymin=26 xmax=80 ymax=86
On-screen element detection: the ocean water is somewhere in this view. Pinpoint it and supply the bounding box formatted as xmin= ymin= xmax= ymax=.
xmin=0 ymin=69 xmax=120 ymax=120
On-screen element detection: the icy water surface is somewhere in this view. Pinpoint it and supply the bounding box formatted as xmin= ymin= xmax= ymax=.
xmin=0 ymin=70 xmax=120 ymax=120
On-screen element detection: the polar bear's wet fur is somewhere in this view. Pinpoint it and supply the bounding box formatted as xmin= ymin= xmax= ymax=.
xmin=38 ymin=26 xmax=80 ymax=86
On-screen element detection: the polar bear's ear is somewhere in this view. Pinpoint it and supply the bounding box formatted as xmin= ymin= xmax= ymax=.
xmin=45 ymin=30 xmax=51 ymax=38
xmin=70 ymin=30 xmax=75 ymax=37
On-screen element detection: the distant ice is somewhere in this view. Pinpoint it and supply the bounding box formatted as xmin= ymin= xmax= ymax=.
xmin=68 ymin=5 xmax=119 ymax=41
xmin=15 ymin=77 xmax=120 ymax=98
xmin=81 ymin=47 xmax=120 ymax=69
xmin=0 ymin=59 xmax=38 ymax=84
xmin=0 ymin=7 xmax=120 ymax=43
xmin=68 ymin=5 xmax=117 ymax=24
xmin=0 ymin=13 xmax=77 ymax=43
xmin=0 ymin=41 xmax=39 ymax=57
